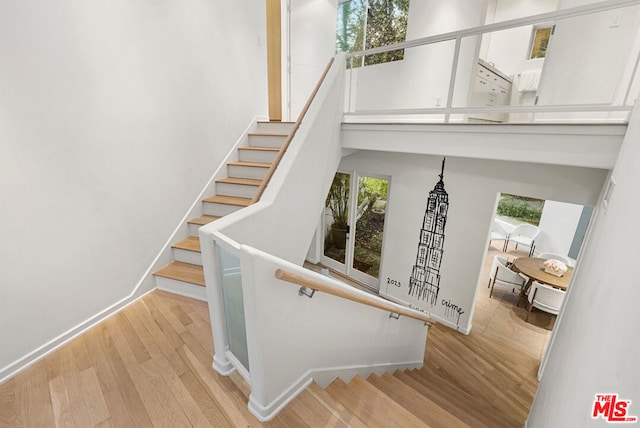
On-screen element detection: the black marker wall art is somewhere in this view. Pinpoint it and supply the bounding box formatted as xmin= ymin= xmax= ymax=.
xmin=408 ymin=158 xmax=449 ymax=306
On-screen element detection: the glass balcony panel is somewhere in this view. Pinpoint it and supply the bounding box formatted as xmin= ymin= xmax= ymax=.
xmin=218 ymin=246 xmax=249 ymax=372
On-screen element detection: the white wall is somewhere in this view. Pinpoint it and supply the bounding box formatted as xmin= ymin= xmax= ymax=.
xmin=526 ymin=105 xmax=640 ymax=427
xmin=0 ymin=0 xmax=267 ymax=380
xmin=241 ymin=247 xmax=427 ymax=421
xmin=337 ymin=151 xmax=607 ymax=333
xmin=535 ymin=200 xmax=584 ymax=256
xmin=353 ymin=0 xmax=487 ymax=112
xmin=481 ymin=0 xmax=559 ymax=77
xmin=287 ymin=0 xmax=337 ymax=120
xmin=537 ymin=1 xmax=640 ymax=106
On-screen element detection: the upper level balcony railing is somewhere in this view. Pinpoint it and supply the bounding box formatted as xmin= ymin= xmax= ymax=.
xmin=344 ymin=0 xmax=640 ymax=124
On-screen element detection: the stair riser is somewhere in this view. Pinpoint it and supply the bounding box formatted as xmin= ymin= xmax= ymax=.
xmin=256 ymin=122 xmax=295 ymax=133
xmin=227 ymin=164 xmax=269 ymax=180
xmin=248 ymin=134 xmax=287 ymax=148
xmin=173 ymin=248 xmax=203 ymax=266
xmin=188 ymin=223 xmax=201 ymax=236
xmin=238 ymin=149 xmax=279 ymax=163
xmin=203 ymin=201 xmax=245 ymax=217
xmin=216 ymin=182 xmax=259 ymax=199
xmin=155 ymin=277 xmax=207 ymax=302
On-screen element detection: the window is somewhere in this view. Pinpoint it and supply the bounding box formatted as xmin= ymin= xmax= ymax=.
xmin=529 ymin=26 xmax=552 ymax=59
xmin=336 ymin=0 xmax=410 ymax=68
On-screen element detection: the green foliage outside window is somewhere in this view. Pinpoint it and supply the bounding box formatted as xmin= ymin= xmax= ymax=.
xmin=497 ymin=194 xmax=545 ymax=226
xmin=336 ymin=0 xmax=409 ymax=68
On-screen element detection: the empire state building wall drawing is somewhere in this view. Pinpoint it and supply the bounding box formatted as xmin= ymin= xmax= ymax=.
xmin=408 ymin=159 xmax=449 ymax=306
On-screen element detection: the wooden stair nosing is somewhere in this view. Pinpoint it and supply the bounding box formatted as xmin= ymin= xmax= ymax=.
xmin=154 ymin=262 xmax=205 ymax=287
xmin=187 ymin=215 xmax=221 ymax=227
xmin=172 ymin=236 xmax=201 ymax=253
xmin=215 ymin=177 xmax=263 ymax=187
xmin=226 ymin=160 xmax=272 ymax=168
xmin=201 ymin=195 xmax=252 ymax=206
xmin=247 ymin=131 xmax=289 ymax=137
xmin=238 ymin=146 xmax=281 ymax=153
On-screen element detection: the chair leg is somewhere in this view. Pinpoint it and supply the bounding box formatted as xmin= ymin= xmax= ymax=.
xmin=489 ymin=267 xmax=499 ymax=297
xmin=525 ymin=288 xmax=538 ymax=322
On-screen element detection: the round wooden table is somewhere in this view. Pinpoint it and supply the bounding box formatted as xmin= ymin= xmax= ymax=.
xmin=512 ymin=257 xmax=573 ymax=305
xmin=512 ymin=257 xmax=573 ymax=291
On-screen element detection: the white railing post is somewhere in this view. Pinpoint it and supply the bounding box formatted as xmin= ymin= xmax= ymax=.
xmin=445 ymin=36 xmax=463 ymax=124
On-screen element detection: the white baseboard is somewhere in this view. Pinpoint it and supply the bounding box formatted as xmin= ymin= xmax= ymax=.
xmin=429 ymin=314 xmax=472 ymax=335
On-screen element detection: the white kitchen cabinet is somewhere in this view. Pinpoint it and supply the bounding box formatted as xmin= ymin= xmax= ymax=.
xmin=469 ymin=60 xmax=512 ymax=122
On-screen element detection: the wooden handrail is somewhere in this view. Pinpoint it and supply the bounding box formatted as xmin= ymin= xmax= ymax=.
xmin=274 ymin=268 xmax=435 ymax=326
xmin=250 ymin=57 xmax=336 ymax=204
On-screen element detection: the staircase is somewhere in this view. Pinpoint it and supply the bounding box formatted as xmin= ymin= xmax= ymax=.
xmin=153 ymin=120 xmax=295 ymax=300
xmin=196 ymin=320 xmax=532 ymax=426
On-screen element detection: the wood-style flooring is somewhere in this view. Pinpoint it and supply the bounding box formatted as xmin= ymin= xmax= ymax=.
xmin=0 ymin=243 xmax=545 ymax=427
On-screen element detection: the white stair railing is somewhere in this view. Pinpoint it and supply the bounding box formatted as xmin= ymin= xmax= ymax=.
xmin=344 ymin=0 xmax=640 ymax=124
xmin=207 ymin=233 xmax=432 ymax=422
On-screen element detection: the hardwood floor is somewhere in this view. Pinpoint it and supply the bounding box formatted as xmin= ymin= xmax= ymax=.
xmin=0 ymin=245 xmax=546 ymax=426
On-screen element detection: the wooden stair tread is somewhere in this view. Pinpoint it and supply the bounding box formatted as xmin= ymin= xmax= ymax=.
xmin=307 ymin=383 xmax=368 ymax=428
xmin=370 ymin=372 xmax=468 ymax=428
xmin=153 ymin=262 xmax=205 ymax=287
xmin=187 ymin=215 xmax=221 ymax=226
xmin=215 ymin=177 xmax=263 ymax=186
xmin=325 ymin=377 xmax=426 ymax=428
xmin=399 ymin=370 xmax=521 ymax=428
xmin=247 ymin=131 xmax=289 ymax=137
xmin=348 ymin=376 xmax=428 ymax=427
xmin=286 ymin=388 xmax=350 ymax=427
xmin=325 ymin=379 xmax=382 ymax=427
xmin=172 ymin=236 xmax=201 ymax=253
xmin=226 ymin=160 xmax=272 ymax=168
xmin=238 ymin=146 xmax=280 ymax=152
xmin=202 ymin=195 xmax=252 ymax=206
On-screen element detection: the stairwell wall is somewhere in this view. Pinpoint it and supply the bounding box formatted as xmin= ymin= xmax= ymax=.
xmin=335 ymin=150 xmax=608 ymax=333
xmin=526 ymin=104 xmax=640 ymax=428
xmin=0 ymin=0 xmax=267 ymax=382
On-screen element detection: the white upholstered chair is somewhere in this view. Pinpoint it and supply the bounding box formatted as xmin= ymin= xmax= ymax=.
xmin=526 ymin=281 xmax=566 ymax=322
xmin=488 ymin=256 xmax=526 ymax=298
xmin=505 ymin=224 xmax=540 ymax=256
xmin=490 ymin=219 xmax=510 ymax=251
